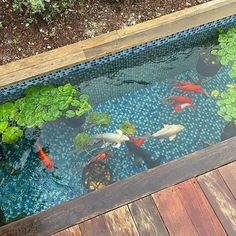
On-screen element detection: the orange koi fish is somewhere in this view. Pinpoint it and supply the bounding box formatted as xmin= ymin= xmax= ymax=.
xmin=35 ymin=139 xmax=54 ymax=170
xmin=92 ymin=152 xmax=111 ymax=162
xmin=165 ymin=96 xmax=193 ymax=105
xmin=173 ymin=80 xmax=204 ymax=94
xmin=173 ymin=103 xmax=195 ymax=113
xmin=129 ymin=136 xmax=145 ymax=147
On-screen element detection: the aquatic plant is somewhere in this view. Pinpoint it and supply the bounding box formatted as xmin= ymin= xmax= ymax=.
xmin=211 ymin=28 xmax=236 ymax=78
xmin=85 ymin=112 xmax=111 ymax=127
xmin=119 ymin=120 xmax=136 ymax=135
xmin=0 ymin=102 xmax=23 ymax=144
xmin=74 ymin=132 xmax=90 ymax=150
xmin=0 ymin=83 xmax=91 ymax=144
xmin=211 ymin=89 xmax=220 ymax=97
xmin=216 ymin=87 xmax=236 ymax=123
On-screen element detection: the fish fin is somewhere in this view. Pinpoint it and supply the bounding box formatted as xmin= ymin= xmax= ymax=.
xmin=101 ymin=143 xmax=110 ymax=148
xmin=143 ymin=133 xmax=152 ymax=139
xmin=116 ymin=129 xmax=123 ymax=135
xmin=163 ymin=124 xmax=169 ymax=127
xmin=169 ymin=135 xmax=176 ymax=141
xmin=113 ymin=143 xmax=121 ymax=148
xmin=160 ymin=139 xmax=164 ymax=143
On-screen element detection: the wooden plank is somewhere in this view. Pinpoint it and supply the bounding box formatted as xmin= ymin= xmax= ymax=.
xmin=152 ymin=186 xmax=198 ymax=236
xmin=104 ymin=205 xmax=139 ymax=236
xmin=53 ymin=225 xmax=82 ymax=236
xmin=219 ymin=162 xmax=236 ymax=198
xmin=198 ymin=170 xmax=236 ymax=235
xmin=0 ymin=138 xmax=236 ymax=236
xmin=175 ymin=178 xmax=226 ymax=236
xmin=128 ymin=196 xmax=169 ymax=236
xmin=1 ymin=0 xmax=236 ymax=87
xmin=79 ymin=215 xmax=109 ymax=236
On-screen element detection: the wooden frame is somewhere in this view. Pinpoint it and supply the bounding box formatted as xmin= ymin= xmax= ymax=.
xmin=0 ymin=0 xmax=236 ymax=87
xmin=1 ymin=137 xmax=236 ymax=236
xmin=1 ymin=1 xmax=236 ymax=235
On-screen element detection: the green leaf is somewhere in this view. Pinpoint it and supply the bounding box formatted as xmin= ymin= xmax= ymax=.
xmin=119 ymin=120 xmax=136 ymax=135
xmin=2 ymin=127 xmax=23 ymax=144
xmin=74 ymin=132 xmax=90 ymax=150
xmin=66 ymin=110 xmax=75 ymax=118
xmin=0 ymin=121 xmax=8 ymax=133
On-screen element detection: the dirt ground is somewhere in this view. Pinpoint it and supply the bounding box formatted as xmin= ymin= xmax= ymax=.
xmin=0 ymin=0 xmax=211 ymax=65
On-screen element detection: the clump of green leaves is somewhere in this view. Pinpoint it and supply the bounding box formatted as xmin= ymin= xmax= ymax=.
xmin=74 ymin=132 xmax=90 ymax=150
xmin=0 ymin=83 xmax=91 ymax=144
xmin=216 ymin=87 xmax=236 ymax=123
xmin=119 ymin=120 xmax=136 ymax=135
xmin=12 ymin=0 xmax=84 ymax=22
xmin=0 ymin=102 xmax=23 ymax=144
xmin=211 ymin=28 xmax=236 ymax=78
xmin=86 ymin=112 xmax=111 ymax=127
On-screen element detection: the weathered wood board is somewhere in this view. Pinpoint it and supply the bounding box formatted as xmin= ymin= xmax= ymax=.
xmin=128 ymin=196 xmax=169 ymax=236
xmin=53 ymin=225 xmax=82 ymax=236
xmin=152 ymin=186 xmax=198 ymax=236
xmin=219 ymin=162 xmax=236 ymax=198
xmin=104 ymin=205 xmax=139 ymax=236
xmin=79 ymin=215 xmax=109 ymax=236
xmin=198 ymin=170 xmax=236 ymax=235
xmin=175 ymin=178 xmax=226 ymax=236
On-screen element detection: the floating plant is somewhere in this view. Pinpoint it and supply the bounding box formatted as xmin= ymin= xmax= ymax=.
xmin=0 ymin=83 xmax=91 ymax=144
xmin=74 ymin=132 xmax=90 ymax=151
xmin=119 ymin=119 xmax=136 ymax=135
xmin=216 ymin=86 xmax=236 ymax=123
xmin=85 ymin=112 xmax=111 ymax=128
xmin=211 ymin=28 xmax=236 ymax=78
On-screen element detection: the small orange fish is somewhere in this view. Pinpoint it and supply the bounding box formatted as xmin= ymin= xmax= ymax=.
xmin=173 ymin=80 xmax=204 ymax=94
xmin=129 ymin=136 xmax=145 ymax=147
xmin=36 ymin=139 xmax=54 ymax=170
xmin=173 ymin=103 xmax=195 ymax=112
xmin=92 ymin=152 xmax=111 ymax=162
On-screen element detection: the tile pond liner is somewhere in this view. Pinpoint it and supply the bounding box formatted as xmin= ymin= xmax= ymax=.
xmin=1 ymin=14 xmax=236 ymax=226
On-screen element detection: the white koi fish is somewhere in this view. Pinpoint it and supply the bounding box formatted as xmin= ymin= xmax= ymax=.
xmin=148 ymin=124 xmax=185 ymax=141
xmin=90 ymin=130 xmax=129 ymax=148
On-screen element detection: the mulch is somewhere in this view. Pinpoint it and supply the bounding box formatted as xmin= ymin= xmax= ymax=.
xmin=0 ymin=0 xmax=211 ymax=65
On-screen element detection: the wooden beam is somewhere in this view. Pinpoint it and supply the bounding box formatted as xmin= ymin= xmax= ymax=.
xmin=0 ymin=0 xmax=236 ymax=87
xmin=0 ymin=137 xmax=236 ymax=236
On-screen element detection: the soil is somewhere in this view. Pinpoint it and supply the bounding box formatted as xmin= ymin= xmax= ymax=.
xmin=0 ymin=0 xmax=211 ymax=65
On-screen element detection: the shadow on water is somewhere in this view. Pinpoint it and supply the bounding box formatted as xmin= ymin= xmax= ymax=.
xmin=125 ymin=141 xmax=162 ymax=169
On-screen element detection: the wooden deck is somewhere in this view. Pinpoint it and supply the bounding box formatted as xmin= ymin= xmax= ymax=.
xmin=53 ymin=161 xmax=236 ymax=236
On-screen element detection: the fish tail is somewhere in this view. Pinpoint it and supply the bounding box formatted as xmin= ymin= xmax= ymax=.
xmin=202 ymin=88 xmax=210 ymax=97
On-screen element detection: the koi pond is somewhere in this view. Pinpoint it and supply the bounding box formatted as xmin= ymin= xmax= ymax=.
xmin=1 ymin=16 xmax=236 ymax=225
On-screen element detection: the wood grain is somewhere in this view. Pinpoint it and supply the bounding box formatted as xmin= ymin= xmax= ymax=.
xmin=219 ymin=162 xmax=236 ymax=198
xmin=53 ymin=225 xmax=82 ymax=236
xmin=152 ymin=186 xmax=198 ymax=236
xmin=104 ymin=205 xmax=139 ymax=236
xmin=0 ymin=138 xmax=235 ymax=236
xmin=1 ymin=0 xmax=236 ymax=87
xmin=79 ymin=215 xmax=109 ymax=236
xmin=198 ymin=170 xmax=236 ymax=235
xmin=128 ymin=196 xmax=169 ymax=236
xmin=175 ymin=178 xmax=226 ymax=236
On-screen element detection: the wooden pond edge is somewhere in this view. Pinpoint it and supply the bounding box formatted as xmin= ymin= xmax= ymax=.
xmin=0 ymin=0 xmax=236 ymax=87
xmin=1 ymin=136 xmax=236 ymax=236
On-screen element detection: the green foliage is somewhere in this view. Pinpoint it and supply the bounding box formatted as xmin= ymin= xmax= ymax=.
xmin=0 ymin=102 xmax=23 ymax=144
xmin=12 ymin=0 xmax=83 ymax=22
xmin=216 ymin=87 xmax=236 ymax=123
xmin=74 ymin=132 xmax=90 ymax=150
xmin=2 ymin=127 xmax=23 ymax=144
xmin=119 ymin=119 xmax=136 ymax=135
xmin=86 ymin=112 xmax=111 ymax=126
xmin=0 ymin=83 xmax=91 ymax=144
xmin=211 ymin=28 xmax=236 ymax=78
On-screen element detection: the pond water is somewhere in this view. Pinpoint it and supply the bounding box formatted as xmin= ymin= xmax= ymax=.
xmin=1 ymin=16 xmax=236 ymax=225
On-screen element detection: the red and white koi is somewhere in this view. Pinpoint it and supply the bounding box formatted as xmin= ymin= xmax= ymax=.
xmin=173 ymin=103 xmax=195 ymax=113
